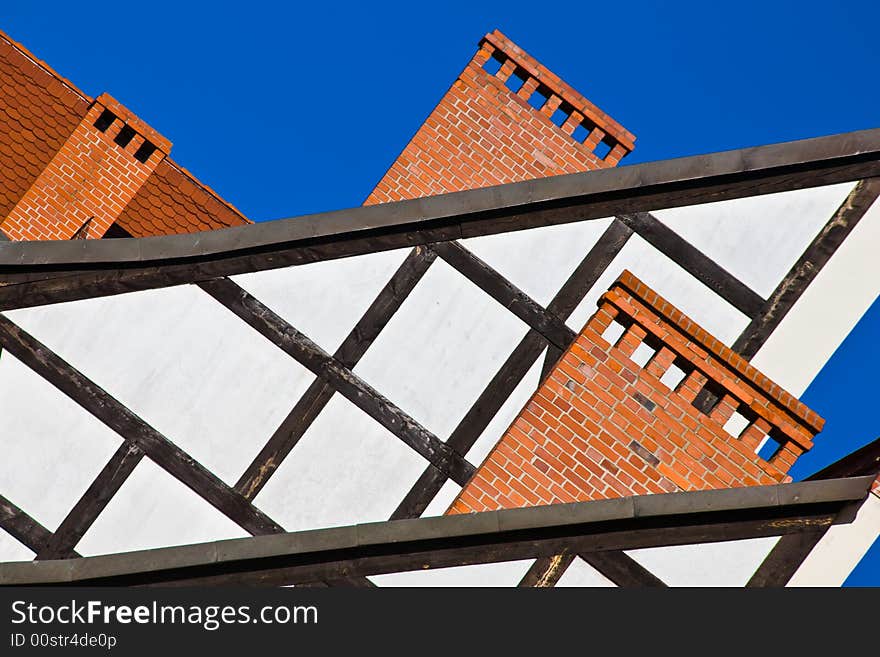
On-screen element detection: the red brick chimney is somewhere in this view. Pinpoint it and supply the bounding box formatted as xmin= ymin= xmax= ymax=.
xmin=0 ymin=29 xmax=249 ymax=240
xmin=1 ymin=93 xmax=170 ymax=240
xmin=365 ymin=30 xmax=635 ymax=204
xmin=449 ymin=271 xmax=823 ymax=514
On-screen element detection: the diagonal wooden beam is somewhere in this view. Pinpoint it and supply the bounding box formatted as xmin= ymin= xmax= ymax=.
xmin=0 ymin=314 xmax=285 ymax=537
xmin=733 ymin=178 xmax=880 ymax=359
xmin=431 ymin=241 xmax=576 ymax=350
xmin=197 ymin=277 xmax=475 ymax=486
xmin=518 ymin=554 xmax=576 ymax=587
xmin=391 ymin=219 xmax=634 ymax=520
xmin=747 ymin=435 xmax=880 ymax=587
xmin=580 ymin=551 xmax=667 ymax=587
xmin=0 ymin=493 xmax=75 ymax=557
xmin=35 ymin=442 xmax=144 ymax=560
xmin=746 ymin=529 xmax=831 ymax=587
xmin=618 ymin=212 xmax=764 ymax=318
xmin=235 ymin=246 xmax=437 ymax=500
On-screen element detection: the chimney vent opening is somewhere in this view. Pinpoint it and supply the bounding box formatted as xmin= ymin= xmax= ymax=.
xmin=482 ymin=54 xmax=503 ymax=76
xmin=504 ymin=68 xmax=528 ymax=94
xmin=594 ymin=138 xmax=613 ymax=160
xmin=134 ymin=140 xmax=157 ymax=164
xmin=114 ymin=124 xmax=136 ymax=148
xmin=93 ymin=109 xmax=117 ymax=132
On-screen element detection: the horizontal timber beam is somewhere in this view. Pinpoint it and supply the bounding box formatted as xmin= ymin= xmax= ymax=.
xmin=1 ymin=130 xmax=879 ymax=310
xmin=1 ymin=477 xmax=872 ymax=586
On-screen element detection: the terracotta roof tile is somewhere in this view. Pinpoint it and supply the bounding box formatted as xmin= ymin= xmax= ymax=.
xmin=0 ymin=32 xmax=86 ymax=219
xmin=116 ymin=159 xmax=250 ymax=237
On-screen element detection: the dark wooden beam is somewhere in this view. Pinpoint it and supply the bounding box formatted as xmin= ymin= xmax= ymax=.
xmin=806 ymin=436 xmax=880 ymax=481
xmin=618 ymin=212 xmax=765 ymax=318
xmin=746 ymin=529 xmax=830 ymax=587
xmin=35 ymin=442 xmax=144 ymax=560
xmin=0 ymin=494 xmax=72 ymax=556
xmin=197 ymin=277 xmax=475 ymax=486
xmin=541 ymin=346 xmax=562 ymax=382
xmin=746 ymin=435 xmax=880 ymax=587
xmin=431 ymin=241 xmax=576 ymax=350
xmin=234 ymin=246 xmax=437 ymax=500
xmin=390 ymin=219 xmax=634 ymax=520
xmin=580 ymin=551 xmax=667 ymax=587
xmin=0 ymin=314 xmax=285 ymax=538
xmin=2 ymin=477 xmax=870 ymax=587
xmin=733 ymin=178 xmax=880 ymax=359
xmin=2 ymin=130 xmax=879 ymax=311
xmin=518 ymin=554 xmax=576 ymax=587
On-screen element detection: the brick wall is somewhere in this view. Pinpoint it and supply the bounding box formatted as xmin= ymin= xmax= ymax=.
xmin=0 ymin=93 xmax=169 ymax=240
xmin=448 ymin=271 xmax=823 ymax=514
xmin=364 ymin=30 xmax=635 ymax=205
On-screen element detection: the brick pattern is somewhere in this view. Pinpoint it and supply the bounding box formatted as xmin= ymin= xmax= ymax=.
xmin=1 ymin=96 xmax=166 ymax=240
xmin=612 ymin=271 xmax=823 ymax=435
xmin=0 ymin=28 xmax=250 ymax=239
xmin=448 ymin=271 xmax=823 ymax=515
xmin=364 ymin=30 xmax=635 ymax=205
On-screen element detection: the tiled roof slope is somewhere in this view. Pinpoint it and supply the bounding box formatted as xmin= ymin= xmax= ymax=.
xmin=116 ymin=160 xmax=250 ymax=235
xmin=0 ymin=34 xmax=87 ymax=219
xmin=0 ymin=30 xmax=250 ymax=237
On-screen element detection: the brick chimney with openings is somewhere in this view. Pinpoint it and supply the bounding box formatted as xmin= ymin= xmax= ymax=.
xmin=365 ymin=30 xmax=635 ymax=204
xmin=448 ymin=271 xmax=824 ymax=515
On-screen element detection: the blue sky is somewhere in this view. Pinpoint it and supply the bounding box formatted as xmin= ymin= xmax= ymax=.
xmin=1 ymin=2 xmax=878 ymax=584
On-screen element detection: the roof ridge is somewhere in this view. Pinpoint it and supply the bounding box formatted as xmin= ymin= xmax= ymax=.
xmin=0 ymin=28 xmax=90 ymax=104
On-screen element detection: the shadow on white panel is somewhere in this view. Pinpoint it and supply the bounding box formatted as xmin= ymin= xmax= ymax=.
xmin=5 ymin=286 xmax=318 ymax=487
xmin=77 ymin=459 xmax=248 ymax=556
xmin=0 ymin=350 xmax=121 ymax=531
xmin=253 ymin=394 xmax=427 ymax=533
xmin=370 ymin=559 xmax=534 ymax=587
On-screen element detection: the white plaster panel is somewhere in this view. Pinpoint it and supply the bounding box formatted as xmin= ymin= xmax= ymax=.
xmin=556 ymin=556 xmax=615 ymax=587
xmin=565 ymin=235 xmax=750 ymax=344
xmin=625 ymin=537 xmax=778 ymax=587
xmin=231 ymin=248 xmax=409 ymax=354
xmin=0 ymin=350 xmax=121 ymax=531
xmin=370 ymin=559 xmax=534 ymax=586
xmin=0 ymin=530 xmax=35 ymax=563
xmin=353 ymin=259 xmax=529 ymax=439
xmin=5 ymin=286 xmax=317 ymax=487
xmin=253 ymin=394 xmax=427 ymax=532
xmin=461 ymin=218 xmax=614 ymax=306
xmin=788 ymin=493 xmax=880 ymax=587
xmin=654 ymin=182 xmax=855 ymax=297
xmin=751 ymin=195 xmax=880 ymax=396
xmin=77 ymin=458 xmax=248 ymax=555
